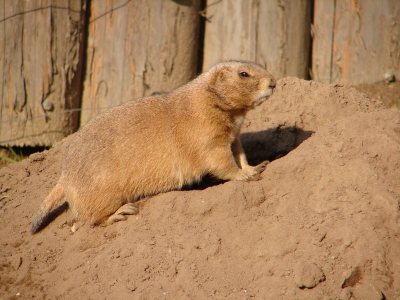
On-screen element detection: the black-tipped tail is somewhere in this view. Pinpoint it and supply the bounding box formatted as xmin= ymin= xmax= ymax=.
xmin=31 ymin=202 xmax=69 ymax=234
xmin=31 ymin=209 xmax=47 ymax=234
xmin=30 ymin=182 xmax=67 ymax=234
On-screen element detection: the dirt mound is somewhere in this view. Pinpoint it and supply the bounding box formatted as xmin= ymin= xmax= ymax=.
xmin=1 ymin=77 xmax=399 ymax=299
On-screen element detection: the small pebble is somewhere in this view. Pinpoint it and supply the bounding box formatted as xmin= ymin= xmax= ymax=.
xmin=384 ymin=71 xmax=395 ymax=83
xmin=42 ymin=99 xmax=54 ymax=111
xmin=318 ymin=232 xmax=327 ymax=242
xmin=128 ymin=285 xmax=137 ymax=292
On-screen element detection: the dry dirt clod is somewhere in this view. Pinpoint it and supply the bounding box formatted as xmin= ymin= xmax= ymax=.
xmin=293 ymin=261 xmax=326 ymax=289
xmin=352 ymin=283 xmax=384 ymax=300
xmin=341 ymin=266 xmax=362 ymax=288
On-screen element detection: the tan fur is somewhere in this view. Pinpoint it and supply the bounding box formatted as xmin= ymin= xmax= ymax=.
xmin=31 ymin=60 xmax=276 ymax=233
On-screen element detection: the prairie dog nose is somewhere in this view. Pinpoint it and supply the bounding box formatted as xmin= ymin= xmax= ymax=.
xmin=269 ymin=76 xmax=277 ymax=89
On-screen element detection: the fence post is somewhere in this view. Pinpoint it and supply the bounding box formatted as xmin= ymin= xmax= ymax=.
xmin=0 ymin=0 xmax=86 ymax=146
xmin=80 ymin=0 xmax=201 ymax=127
xmin=312 ymin=0 xmax=400 ymax=84
xmin=202 ymin=0 xmax=311 ymax=79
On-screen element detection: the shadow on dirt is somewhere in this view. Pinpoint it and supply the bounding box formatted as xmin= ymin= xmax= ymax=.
xmin=242 ymin=126 xmax=314 ymax=165
xmin=185 ymin=126 xmax=314 ymax=190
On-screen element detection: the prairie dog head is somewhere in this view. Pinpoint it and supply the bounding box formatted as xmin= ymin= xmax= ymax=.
xmin=208 ymin=60 xmax=276 ymax=111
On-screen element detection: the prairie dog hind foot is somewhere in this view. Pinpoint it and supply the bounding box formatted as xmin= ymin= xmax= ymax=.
xmin=105 ymin=203 xmax=139 ymax=226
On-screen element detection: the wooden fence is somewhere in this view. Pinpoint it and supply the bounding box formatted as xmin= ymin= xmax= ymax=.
xmin=1 ymin=0 xmax=399 ymax=146
xmin=1 ymin=0 xmax=85 ymax=146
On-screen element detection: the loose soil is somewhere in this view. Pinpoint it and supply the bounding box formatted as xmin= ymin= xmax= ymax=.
xmin=1 ymin=77 xmax=399 ymax=299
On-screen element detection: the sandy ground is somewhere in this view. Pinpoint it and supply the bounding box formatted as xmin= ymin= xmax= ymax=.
xmin=1 ymin=77 xmax=400 ymax=300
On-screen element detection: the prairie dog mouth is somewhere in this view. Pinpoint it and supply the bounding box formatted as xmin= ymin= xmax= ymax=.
xmin=263 ymin=88 xmax=274 ymax=98
xmin=253 ymin=87 xmax=274 ymax=106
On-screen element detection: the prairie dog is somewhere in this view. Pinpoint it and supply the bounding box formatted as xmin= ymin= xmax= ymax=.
xmin=31 ymin=60 xmax=276 ymax=233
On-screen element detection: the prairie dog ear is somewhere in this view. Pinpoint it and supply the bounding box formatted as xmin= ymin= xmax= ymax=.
xmin=208 ymin=68 xmax=226 ymax=91
xmin=215 ymin=67 xmax=230 ymax=83
xmin=216 ymin=69 xmax=225 ymax=83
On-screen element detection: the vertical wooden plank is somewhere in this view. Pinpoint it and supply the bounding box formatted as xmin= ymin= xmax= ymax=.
xmin=0 ymin=1 xmax=2 ymax=129
xmin=313 ymin=0 xmax=400 ymax=85
xmin=1 ymin=1 xmax=26 ymax=145
xmin=202 ymin=0 xmax=311 ymax=79
xmin=80 ymin=0 xmax=201 ymax=127
xmin=279 ymin=0 xmax=312 ymax=79
xmin=332 ymin=0 xmax=400 ymax=84
xmin=311 ymin=0 xmax=335 ymax=83
xmin=0 ymin=0 xmax=85 ymax=146
xmin=202 ymin=1 xmax=256 ymax=69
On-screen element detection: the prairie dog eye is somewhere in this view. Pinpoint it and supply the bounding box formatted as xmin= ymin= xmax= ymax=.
xmin=239 ymin=71 xmax=249 ymax=78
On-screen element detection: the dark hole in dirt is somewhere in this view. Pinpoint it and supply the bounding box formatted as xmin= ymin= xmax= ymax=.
xmin=184 ymin=126 xmax=314 ymax=190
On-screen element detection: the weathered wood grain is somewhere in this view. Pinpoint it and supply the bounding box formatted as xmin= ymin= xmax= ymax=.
xmin=202 ymin=0 xmax=311 ymax=79
xmin=310 ymin=0 xmax=335 ymax=84
xmin=80 ymin=0 xmax=201 ymax=127
xmin=0 ymin=0 xmax=85 ymax=146
xmin=2 ymin=0 xmax=398 ymax=147
xmin=312 ymin=0 xmax=400 ymax=84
